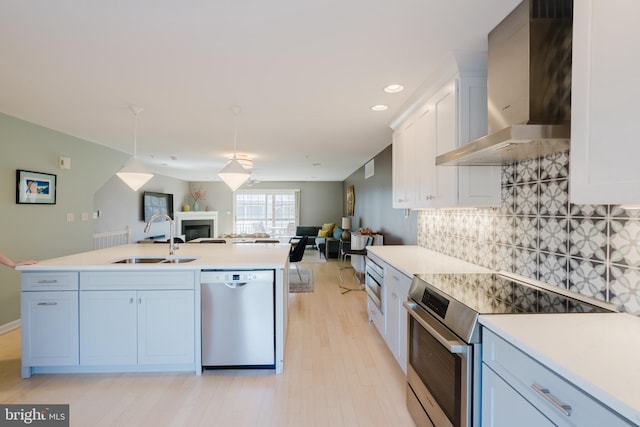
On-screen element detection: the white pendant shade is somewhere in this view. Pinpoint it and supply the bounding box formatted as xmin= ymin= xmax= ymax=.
xmin=116 ymin=158 xmax=154 ymax=191
xmin=217 ymin=158 xmax=250 ymax=191
xmin=116 ymin=104 xmax=153 ymax=191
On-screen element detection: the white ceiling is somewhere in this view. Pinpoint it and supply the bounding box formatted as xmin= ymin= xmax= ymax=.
xmin=0 ymin=0 xmax=520 ymax=183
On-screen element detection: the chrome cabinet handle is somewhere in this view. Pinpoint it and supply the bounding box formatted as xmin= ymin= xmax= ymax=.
xmin=531 ymin=383 xmax=572 ymax=417
xmin=37 ymin=302 xmax=58 ymax=306
xmin=129 ymin=298 xmax=134 ymax=304
xmin=36 ymin=280 xmax=58 ymax=284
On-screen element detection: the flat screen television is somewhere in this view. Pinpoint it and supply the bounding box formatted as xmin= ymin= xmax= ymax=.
xmin=142 ymin=191 xmax=174 ymax=222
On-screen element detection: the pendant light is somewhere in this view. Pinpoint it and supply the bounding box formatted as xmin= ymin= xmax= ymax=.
xmin=218 ymin=106 xmax=250 ymax=191
xmin=116 ymin=105 xmax=153 ymax=191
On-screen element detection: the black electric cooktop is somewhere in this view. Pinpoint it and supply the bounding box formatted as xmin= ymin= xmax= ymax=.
xmin=412 ymin=272 xmax=613 ymax=316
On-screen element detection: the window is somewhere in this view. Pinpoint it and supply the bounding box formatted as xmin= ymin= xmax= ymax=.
xmin=234 ymin=189 xmax=299 ymax=236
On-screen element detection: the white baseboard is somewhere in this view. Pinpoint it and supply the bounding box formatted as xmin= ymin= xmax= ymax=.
xmin=0 ymin=319 xmax=20 ymax=335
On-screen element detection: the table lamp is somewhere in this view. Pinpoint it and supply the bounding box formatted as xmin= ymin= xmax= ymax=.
xmin=341 ymin=217 xmax=352 ymax=241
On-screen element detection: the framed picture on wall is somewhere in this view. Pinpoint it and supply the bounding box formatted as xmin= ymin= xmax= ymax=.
xmin=16 ymin=169 xmax=57 ymax=205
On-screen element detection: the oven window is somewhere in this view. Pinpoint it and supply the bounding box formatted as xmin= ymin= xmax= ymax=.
xmin=409 ymin=316 xmax=461 ymax=426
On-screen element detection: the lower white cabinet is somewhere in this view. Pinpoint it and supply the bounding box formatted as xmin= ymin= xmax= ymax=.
xmin=21 ymin=290 xmax=79 ymax=368
xmin=80 ymin=289 xmax=195 ymax=366
xmin=482 ymin=365 xmax=554 ymax=427
xmin=482 ymin=328 xmax=634 ymax=427
xmin=384 ymin=265 xmax=411 ymax=374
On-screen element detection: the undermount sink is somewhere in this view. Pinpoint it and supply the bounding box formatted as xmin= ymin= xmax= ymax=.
xmin=161 ymin=256 xmax=198 ymax=264
xmin=113 ymin=257 xmax=167 ymax=264
xmin=113 ymin=256 xmax=198 ymax=264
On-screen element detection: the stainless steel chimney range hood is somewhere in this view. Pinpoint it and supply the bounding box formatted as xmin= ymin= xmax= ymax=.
xmin=437 ymin=0 xmax=573 ymax=166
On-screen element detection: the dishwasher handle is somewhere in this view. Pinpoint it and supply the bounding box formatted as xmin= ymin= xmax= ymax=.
xmin=225 ymin=282 xmax=248 ymax=289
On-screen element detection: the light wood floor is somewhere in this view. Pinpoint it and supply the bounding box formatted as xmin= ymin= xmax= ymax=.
xmin=0 ymin=257 xmax=415 ymax=427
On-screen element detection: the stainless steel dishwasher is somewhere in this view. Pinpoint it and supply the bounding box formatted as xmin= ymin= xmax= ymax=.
xmin=201 ymin=269 xmax=275 ymax=368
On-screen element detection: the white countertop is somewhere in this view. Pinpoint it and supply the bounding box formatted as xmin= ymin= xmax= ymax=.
xmin=16 ymin=242 xmax=291 ymax=271
xmin=480 ymin=313 xmax=640 ymax=425
xmin=367 ymin=245 xmax=493 ymax=276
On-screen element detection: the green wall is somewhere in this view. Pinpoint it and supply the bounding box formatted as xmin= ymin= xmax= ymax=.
xmin=0 ymin=113 xmax=128 ymax=326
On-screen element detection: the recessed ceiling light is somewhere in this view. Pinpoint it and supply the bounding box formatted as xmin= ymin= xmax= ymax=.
xmin=384 ymin=84 xmax=404 ymax=93
xmin=371 ymin=104 xmax=388 ymax=111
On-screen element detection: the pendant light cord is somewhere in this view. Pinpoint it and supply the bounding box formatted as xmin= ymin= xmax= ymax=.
xmin=232 ymin=106 xmax=241 ymax=160
xmin=130 ymin=105 xmax=143 ymax=159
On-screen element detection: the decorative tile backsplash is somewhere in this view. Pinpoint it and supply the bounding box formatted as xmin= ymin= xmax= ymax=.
xmin=417 ymin=151 xmax=640 ymax=315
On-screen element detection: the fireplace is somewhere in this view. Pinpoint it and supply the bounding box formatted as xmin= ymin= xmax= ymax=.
xmin=174 ymin=211 xmax=219 ymax=242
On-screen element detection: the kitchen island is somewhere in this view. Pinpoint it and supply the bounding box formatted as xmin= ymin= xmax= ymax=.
xmin=17 ymin=243 xmax=291 ymax=378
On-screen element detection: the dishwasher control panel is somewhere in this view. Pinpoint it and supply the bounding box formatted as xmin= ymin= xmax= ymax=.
xmin=200 ymin=269 xmax=274 ymax=283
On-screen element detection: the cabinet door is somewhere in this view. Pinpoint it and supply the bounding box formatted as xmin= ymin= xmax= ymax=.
xmin=80 ymin=290 xmax=137 ymax=366
xmin=383 ymin=266 xmax=411 ymax=373
xmin=482 ymin=365 xmax=555 ymax=427
xmin=392 ymin=116 xmax=417 ymax=208
xmin=433 ymin=83 xmax=458 ymax=208
xmin=138 ymin=290 xmax=195 ymax=365
xmin=384 ymin=279 xmax=400 ymax=363
xmin=415 ymin=104 xmax=437 ymax=207
xmin=571 ymin=0 xmax=640 ymax=204
xmin=21 ymin=291 xmax=79 ymax=366
xmin=457 ymin=76 xmax=501 ymax=206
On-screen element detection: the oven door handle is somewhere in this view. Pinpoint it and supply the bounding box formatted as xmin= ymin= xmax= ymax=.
xmin=404 ymin=301 xmax=468 ymax=354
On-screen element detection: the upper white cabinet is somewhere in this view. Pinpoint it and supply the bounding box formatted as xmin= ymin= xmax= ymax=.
xmin=393 ymin=74 xmax=500 ymax=209
xmin=392 ymin=115 xmax=417 ymax=208
xmin=570 ymin=0 xmax=640 ymax=204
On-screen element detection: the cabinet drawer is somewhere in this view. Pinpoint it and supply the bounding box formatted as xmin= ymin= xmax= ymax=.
xmin=80 ymin=271 xmax=195 ymax=290
xmin=483 ymin=328 xmax=633 ymax=427
xmin=21 ymin=272 xmax=79 ymax=291
xmin=385 ymin=265 xmax=411 ymax=293
xmin=368 ymin=297 xmax=385 ymax=337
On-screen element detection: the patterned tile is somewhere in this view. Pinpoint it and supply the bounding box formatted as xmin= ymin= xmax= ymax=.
xmin=610 ymin=205 xmax=640 ymax=219
xmin=501 ymin=164 xmax=515 ymax=186
xmin=538 ymin=253 xmax=568 ymax=287
xmin=500 ymin=186 xmax=514 ymax=214
xmin=493 ymin=244 xmax=513 ymax=271
xmin=569 ymin=204 xmax=608 ymax=218
xmin=514 ymin=216 xmax=538 ymax=250
xmin=513 ymin=248 xmax=538 ymax=280
xmin=539 ymin=180 xmax=569 ymax=216
xmin=515 ymin=158 xmax=539 ymax=184
xmin=609 ymin=265 xmax=640 ymax=315
xmin=609 ymin=219 xmax=640 ymax=267
xmin=514 ymin=183 xmax=539 ymax=216
xmin=495 ymin=215 xmax=514 ymax=244
xmin=538 ymin=217 xmax=568 ymax=254
xmin=568 ymin=217 xmax=608 ymax=262
xmin=568 ymin=258 xmax=607 ymax=301
xmin=540 ymin=151 xmax=569 ymax=181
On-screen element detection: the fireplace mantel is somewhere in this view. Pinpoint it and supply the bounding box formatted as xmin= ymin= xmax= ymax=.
xmin=175 ymin=211 xmax=219 ymax=240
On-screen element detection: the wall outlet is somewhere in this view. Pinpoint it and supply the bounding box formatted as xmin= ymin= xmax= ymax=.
xmin=81 ymin=212 xmax=89 ymax=221
xmin=59 ymin=156 xmax=71 ymax=170
xmin=66 ymin=213 xmax=75 ymax=222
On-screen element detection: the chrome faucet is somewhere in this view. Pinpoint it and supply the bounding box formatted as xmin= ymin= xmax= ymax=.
xmin=144 ymin=213 xmax=177 ymax=255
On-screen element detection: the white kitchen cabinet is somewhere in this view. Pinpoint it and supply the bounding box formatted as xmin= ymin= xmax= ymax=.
xmin=392 ymin=115 xmax=417 ymax=208
xmin=482 ymin=328 xmax=634 ymax=427
xmin=383 ymin=264 xmax=412 ymax=373
xmin=482 ymin=366 xmax=554 ymax=427
xmin=79 ymin=271 xmax=195 ymax=368
xmin=20 ymin=272 xmax=79 ymax=378
xmin=21 ymin=290 xmax=79 ymax=370
xmin=393 ymin=74 xmax=500 ymax=209
xmin=570 ymin=0 xmax=640 ymax=204
xmin=80 ymin=289 xmax=195 ymax=366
